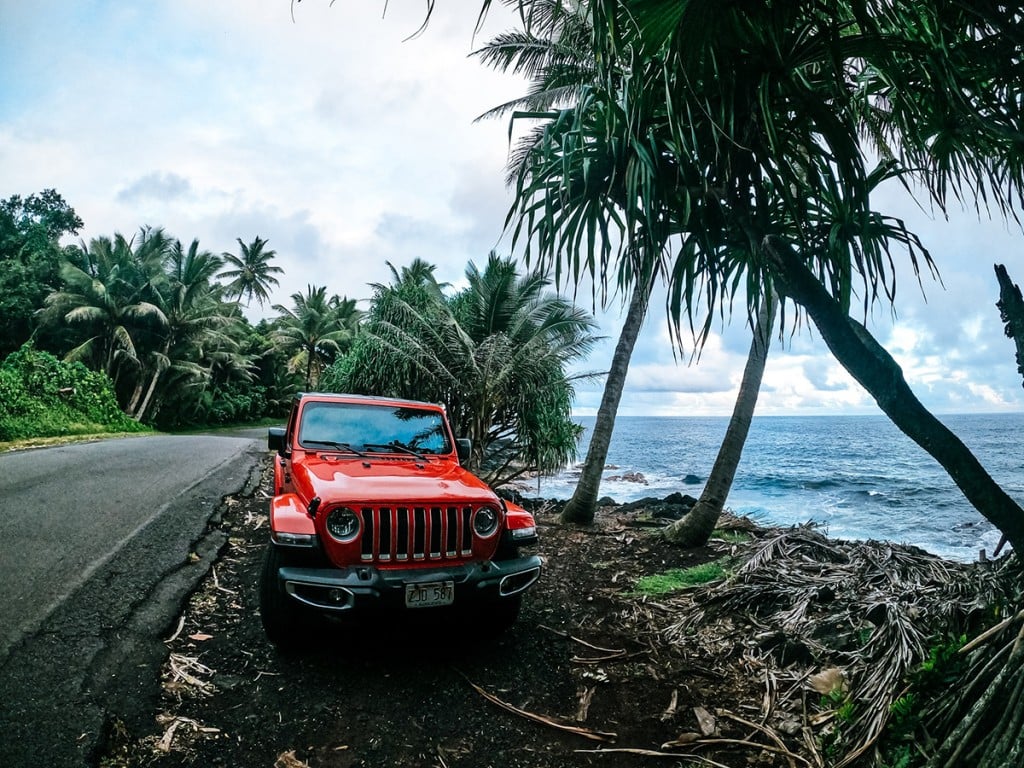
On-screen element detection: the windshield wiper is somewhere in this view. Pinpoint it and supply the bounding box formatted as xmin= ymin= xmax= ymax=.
xmin=364 ymin=441 xmax=428 ymax=460
xmin=303 ymin=440 xmax=368 ymax=457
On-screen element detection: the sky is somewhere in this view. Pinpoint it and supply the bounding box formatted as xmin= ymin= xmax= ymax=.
xmin=3 ymin=1 xmax=1023 ymax=417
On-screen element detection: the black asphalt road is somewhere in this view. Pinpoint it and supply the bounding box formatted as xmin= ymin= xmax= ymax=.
xmin=0 ymin=432 xmax=267 ymax=767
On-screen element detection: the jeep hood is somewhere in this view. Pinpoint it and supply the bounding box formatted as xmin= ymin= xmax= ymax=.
xmin=291 ymin=455 xmax=499 ymax=505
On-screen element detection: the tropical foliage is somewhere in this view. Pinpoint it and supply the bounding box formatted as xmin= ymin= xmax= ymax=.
xmin=15 ymin=214 xmax=305 ymax=431
xmin=323 ymin=253 xmax=597 ymax=486
xmin=478 ymin=1 xmax=1024 ymax=555
xmin=0 ymin=345 xmax=146 ymax=441
xmin=272 ymin=285 xmax=360 ymax=390
xmin=3 ymin=189 xmax=592 ymax=467
xmin=464 ymin=2 xmax=1024 ymax=765
xmin=0 ymin=190 xmax=83 ymax=358
xmin=220 ymin=236 xmax=284 ymax=307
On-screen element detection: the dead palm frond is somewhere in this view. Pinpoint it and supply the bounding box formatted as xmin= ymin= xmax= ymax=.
xmin=663 ymin=526 xmax=1017 ymax=766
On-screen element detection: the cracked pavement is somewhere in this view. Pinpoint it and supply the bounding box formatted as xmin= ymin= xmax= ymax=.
xmin=0 ymin=433 xmax=266 ymax=767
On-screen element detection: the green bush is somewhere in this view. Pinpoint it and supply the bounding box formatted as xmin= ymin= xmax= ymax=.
xmin=0 ymin=345 xmax=148 ymax=441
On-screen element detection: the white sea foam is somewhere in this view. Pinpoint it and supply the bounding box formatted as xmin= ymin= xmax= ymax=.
xmin=533 ymin=413 xmax=1024 ymax=562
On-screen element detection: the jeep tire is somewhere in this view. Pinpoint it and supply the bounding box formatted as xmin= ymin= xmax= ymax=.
xmin=481 ymin=594 xmax=522 ymax=634
xmin=259 ymin=545 xmax=309 ymax=650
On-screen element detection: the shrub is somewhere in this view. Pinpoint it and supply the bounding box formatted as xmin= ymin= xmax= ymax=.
xmin=0 ymin=345 xmax=147 ymax=441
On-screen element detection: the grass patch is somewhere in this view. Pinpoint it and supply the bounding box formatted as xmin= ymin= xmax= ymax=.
xmin=632 ymin=560 xmax=729 ymax=596
xmin=0 ymin=431 xmax=150 ymax=453
xmin=712 ymin=529 xmax=751 ymax=544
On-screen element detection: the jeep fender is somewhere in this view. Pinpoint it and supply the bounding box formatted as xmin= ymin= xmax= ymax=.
xmin=503 ymin=499 xmax=536 ymax=532
xmin=270 ymin=493 xmax=315 ymax=535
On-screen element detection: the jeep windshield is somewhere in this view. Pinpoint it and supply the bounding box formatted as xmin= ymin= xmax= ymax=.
xmin=297 ymin=401 xmax=452 ymax=455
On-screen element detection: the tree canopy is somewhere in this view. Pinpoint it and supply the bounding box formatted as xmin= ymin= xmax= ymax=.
xmin=0 ymin=190 xmax=83 ymax=358
xmin=323 ymin=253 xmax=598 ymax=486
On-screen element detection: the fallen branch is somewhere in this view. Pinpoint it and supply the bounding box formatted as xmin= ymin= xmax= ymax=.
xmin=958 ymin=609 xmax=1024 ymax=655
xmin=156 ymin=714 xmax=220 ymax=752
xmin=672 ymin=736 xmax=813 ymax=766
xmin=571 ymin=650 xmax=630 ymax=664
xmin=575 ymin=686 xmax=595 ymax=722
xmin=575 ymin=747 xmax=732 ymax=766
xmin=718 ymin=709 xmax=804 ymax=768
xmin=539 ymin=624 xmax=625 ymax=654
xmin=167 ymin=653 xmax=215 ymax=697
xmin=661 ymin=689 xmax=679 ymax=722
xmin=166 ymin=614 xmax=186 ymax=644
xmin=464 ymin=677 xmax=617 ymax=743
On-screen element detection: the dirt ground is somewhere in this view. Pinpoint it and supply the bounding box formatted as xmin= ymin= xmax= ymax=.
xmin=99 ymin=461 xmax=802 ymax=768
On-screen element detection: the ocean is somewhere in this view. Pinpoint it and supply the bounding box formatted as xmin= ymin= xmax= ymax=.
xmin=534 ymin=413 xmax=1024 ymax=562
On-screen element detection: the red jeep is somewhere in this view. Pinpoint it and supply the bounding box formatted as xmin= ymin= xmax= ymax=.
xmin=261 ymin=392 xmax=541 ymax=646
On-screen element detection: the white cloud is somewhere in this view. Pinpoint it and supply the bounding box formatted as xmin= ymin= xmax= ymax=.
xmin=117 ymin=172 xmax=192 ymax=203
xmin=2 ymin=1 xmax=1023 ymax=416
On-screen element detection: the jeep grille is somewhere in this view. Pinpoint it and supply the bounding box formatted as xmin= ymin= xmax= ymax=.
xmin=357 ymin=506 xmax=475 ymax=562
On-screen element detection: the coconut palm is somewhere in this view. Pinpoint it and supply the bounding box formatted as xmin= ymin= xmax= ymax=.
xmin=450 ymin=252 xmax=598 ymax=476
xmin=272 ymin=285 xmax=360 ymax=390
xmin=386 ymin=257 xmax=448 ymax=294
xmin=333 ymin=254 xmax=597 ymax=485
xmin=42 ymin=230 xmax=170 ymax=398
xmin=321 ymin=257 xmax=449 ymax=405
xmin=219 ymin=236 xmax=284 ymax=307
xmin=129 ymin=239 xmax=233 ymax=422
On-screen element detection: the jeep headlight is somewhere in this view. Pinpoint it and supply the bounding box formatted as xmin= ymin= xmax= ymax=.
xmin=271 ymin=531 xmax=317 ymax=547
xmin=325 ymin=507 xmax=360 ymax=542
xmin=473 ymin=506 xmax=500 ymax=538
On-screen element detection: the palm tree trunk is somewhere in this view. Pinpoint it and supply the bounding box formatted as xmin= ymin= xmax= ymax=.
xmin=995 ymin=264 xmax=1024 ymax=389
xmin=561 ymin=275 xmax=652 ymax=524
xmin=135 ymin=362 xmax=165 ymax=422
xmin=664 ymin=290 xmax=777 ymax=546
xmin=767 ymin=238 xmax=1024 ymax=554
xmin=134 ymin=373 xmax=158 ymax=422
xmin=126 ymin=380 xmax=145 ymax=417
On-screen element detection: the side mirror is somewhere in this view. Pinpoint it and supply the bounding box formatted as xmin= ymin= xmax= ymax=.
xmin=268 ymin=427 xmax=287 ymax=454
xmin=455 ymin=438 xmax=471 ymax=464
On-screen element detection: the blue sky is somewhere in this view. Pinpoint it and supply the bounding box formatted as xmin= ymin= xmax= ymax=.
xmin=3 ymin=1 xmax=1023 ymax=417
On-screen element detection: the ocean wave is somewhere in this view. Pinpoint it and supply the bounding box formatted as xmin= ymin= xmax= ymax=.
xmin=545 ymin=412 xmax=1024 ymax=560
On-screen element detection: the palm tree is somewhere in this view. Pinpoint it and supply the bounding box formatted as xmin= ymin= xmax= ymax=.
xmin=560 ymin=273 xmax=652 ymax=522
xmin=480 ymin=2 xmax=780 ymax=529
xmin=333 ymin=254 xmax=597 ymax=486
xmin=272 ymin=285 xmax=360 ymax=389
xmin=320 ymin=257 xmax=449 ymax=405
xmin=452 ymin=252 xmax=598 ymax=477
xmin=385 ymin=257 xmax=448 ymax=295
xmin=42 ymin=231 xmax=170 ymax=401
xmin=219 ymin=236 xmax=284 ymax=307
xmin=478 ymin=1 xmax=663 ymax=522
xmin=496 ymin=1 xmax=1024 ymax=555
xmin=130 ymin=239 xmax=231 ymax=422
xmin=664 ymin=291 xmax=777 ymax=545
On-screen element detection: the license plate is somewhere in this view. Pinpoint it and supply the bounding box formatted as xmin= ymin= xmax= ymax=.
xmin=405 ymin=580 xmax=455 ymax=608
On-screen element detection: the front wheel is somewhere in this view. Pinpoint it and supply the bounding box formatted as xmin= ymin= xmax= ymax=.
xmin=480 ymin=594 xmax=522 ymax=635
xmin=259 ymin=545 xmax=310 ymax=650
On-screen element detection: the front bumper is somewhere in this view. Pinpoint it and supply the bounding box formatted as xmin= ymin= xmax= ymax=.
xmin=276 ymin=555 xmax=543 ymax=613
